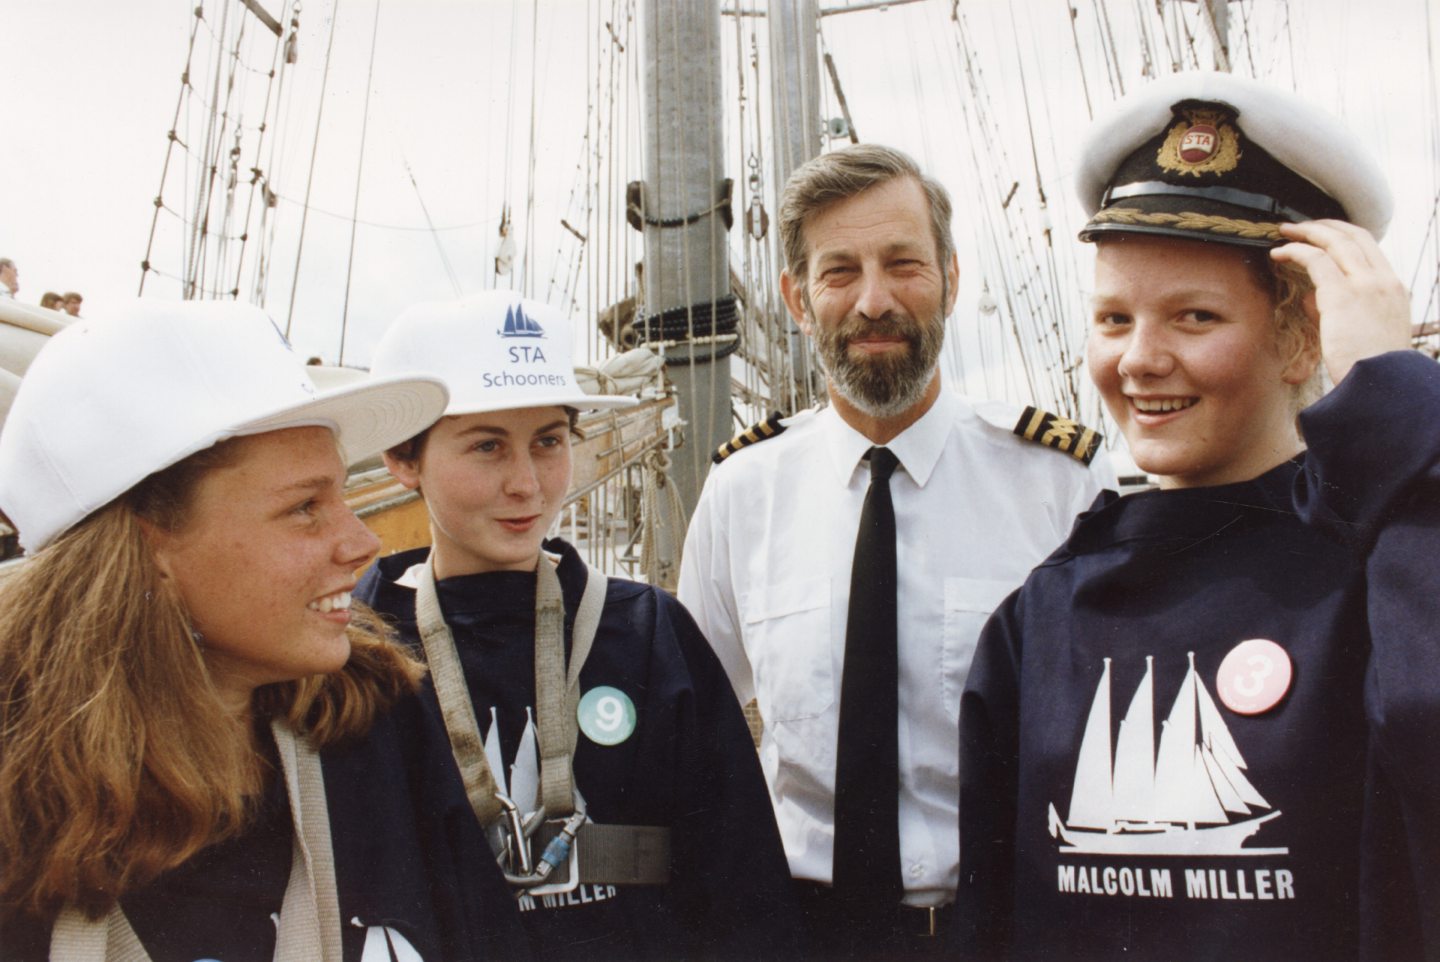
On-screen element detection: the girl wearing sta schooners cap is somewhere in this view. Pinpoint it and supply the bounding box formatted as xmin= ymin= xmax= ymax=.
xmin=955 ymin=71 xmax=1432 ymax=961
xmin=0 ymin=301 xmax=526 ymax=961
xmin=359 ymin=290 xmax=802 ymax=961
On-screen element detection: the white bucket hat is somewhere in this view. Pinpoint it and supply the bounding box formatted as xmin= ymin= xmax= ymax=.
xmin=0 ymin=300 xmax=448 ymax=553
xmin=371 ymin=290 xmax=638 ymax=417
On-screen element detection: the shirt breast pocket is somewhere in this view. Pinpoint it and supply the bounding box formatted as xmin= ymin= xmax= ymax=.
xmin=942 ymin=577 xmax=1016 ymax=719
xmin=740 ymin=576 xmax=834 ymax=723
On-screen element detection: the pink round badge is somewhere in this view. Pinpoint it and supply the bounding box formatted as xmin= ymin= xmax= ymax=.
xmin=1216 ymin=639 xmax=1292 ymax=715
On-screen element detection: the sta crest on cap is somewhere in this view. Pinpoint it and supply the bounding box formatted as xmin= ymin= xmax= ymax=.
xmin=372 ymin=291 xmax=638 ymax=418
xmin=1076 ymin=71 xmax=1392 ymax=247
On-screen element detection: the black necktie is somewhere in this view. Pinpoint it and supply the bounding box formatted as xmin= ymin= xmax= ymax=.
xmin=832 ymin=446 xmax=902 ymax=909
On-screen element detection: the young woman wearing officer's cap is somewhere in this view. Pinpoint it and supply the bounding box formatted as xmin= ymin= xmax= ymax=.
xmin=0 ymin=301 xmax=525 ymax=960
xmin=955 ymin=71 xmax=1432 ymax=961
xmin=360 ymin=291 xmax=801 ymax=961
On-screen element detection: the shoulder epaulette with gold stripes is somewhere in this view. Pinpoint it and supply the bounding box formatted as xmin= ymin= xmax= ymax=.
xmin=1013 ymin=406 xmax=1102 ymax=465
xmin=713 ymin=411 xmax=787 ymax=464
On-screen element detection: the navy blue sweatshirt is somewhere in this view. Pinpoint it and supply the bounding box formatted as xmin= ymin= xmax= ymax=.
xmin=355 ymin=538 xmax=801 ymax=962
xmin=956 ymin=460 xmax=1371 ymax=961
xmin=1293 ymin=350 xmax=1440 ymax=961
xmin=2 ymin=697 xmax=528 ymax=961
xmin=958 ymin=350 xmax=1440 ymax=962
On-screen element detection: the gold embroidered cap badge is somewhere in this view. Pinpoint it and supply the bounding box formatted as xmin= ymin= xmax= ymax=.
xmin=1157 ymin=108 xmax=1242 ymax=177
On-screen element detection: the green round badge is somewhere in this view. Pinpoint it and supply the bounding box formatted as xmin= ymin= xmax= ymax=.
xmin=577 ymin=686 xmax=637 ymax=746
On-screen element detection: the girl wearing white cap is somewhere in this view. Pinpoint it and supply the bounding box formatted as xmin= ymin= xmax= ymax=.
xmin=956 ymin=72 xmax=1430 ymax=960
xmin=361 ymin=290 xmax=801 ymax=960
xmin=0 ymin=302 xmax=524 ymax=960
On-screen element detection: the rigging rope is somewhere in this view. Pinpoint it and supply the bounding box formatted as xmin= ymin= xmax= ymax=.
xmin=1091 ymin=0 xmax=1125 ymax=98
xmin=186 ymin=0 xmax=235 ymax=297
xmin=398 ymin=146 xmax=464 ymax=296
xmin=229 ymin=1 xmax=294 ymax=308
xmin=337 ymin=0 xmax=384 ymax=365
xmin=521 ymin=0 xmax=541 ymax=297
xmin=141 ymin=0 xmax=289 ymax=308
xmin=1234 ymin=0 xmax=1260 ymax=77
xmin=139 ymin=6 xmax=206 ymax=294
xmin=500 ymin=0 xmax=521 ymax=289
xmin=284 ymin=0 xmax=343 ymax=337
xmin=1065 ymin=0 xmax=1095 ymax=118
xmin=254 ymin=2 xmax=304 ymax=306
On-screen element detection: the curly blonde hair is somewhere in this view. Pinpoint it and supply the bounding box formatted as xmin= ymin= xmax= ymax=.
xmin=0 ymin=439 xmax=423 ymax=926
xmin=1238 ymin=249 xmax=1323 ymax=410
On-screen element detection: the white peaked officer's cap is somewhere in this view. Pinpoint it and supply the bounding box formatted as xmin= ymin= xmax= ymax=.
xmin=371 ymin=290 xmax=639 ymax=417
xmin=1075 ymin=71 xmax=1392 ymax=248
xmin=0 ymin=300 xmax=449 ymax=553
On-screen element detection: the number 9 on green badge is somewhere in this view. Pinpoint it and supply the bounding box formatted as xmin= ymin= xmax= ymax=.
xmin=577 ymin=686 xmax=636 ymax=745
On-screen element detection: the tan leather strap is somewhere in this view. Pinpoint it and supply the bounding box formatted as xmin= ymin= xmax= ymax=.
xmin=48 ymin=905 xmax=146 ymax=962
xmin=535 ymin=555 xmax=607 ymax=818
xmin=271 ymin=720 xmax=344 ymax=962
xmin=416 ymin=557 xmax=505 ymax=827
xmin=49 ymin=724 xmax=341 ymax=962
xmin=414 ymin=553 xmax=668 ymax=886
xmin=416 ymin=552 xmax=606 ymax=824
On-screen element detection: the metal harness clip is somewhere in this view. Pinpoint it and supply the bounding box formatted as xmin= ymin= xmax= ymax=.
xmin=495 ymin=794 xmax=587 ymax=896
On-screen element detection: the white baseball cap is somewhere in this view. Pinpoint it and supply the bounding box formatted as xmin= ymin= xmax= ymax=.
xmin=0 ymin=300 xmax=448 ymax=553
xmin=371 ymin=290 xmax=639 ymax=417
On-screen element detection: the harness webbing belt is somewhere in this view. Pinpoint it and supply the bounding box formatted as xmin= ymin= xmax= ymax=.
xmin=415 ymin=552 xmax=669 ymax=887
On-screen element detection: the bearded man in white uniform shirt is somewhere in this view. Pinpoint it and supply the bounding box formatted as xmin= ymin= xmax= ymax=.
xmin=678 ymin=144 xmax=1110 ymax=959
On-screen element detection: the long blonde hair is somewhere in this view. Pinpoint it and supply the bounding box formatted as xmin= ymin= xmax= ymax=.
xmin=0 ymin=440 xmax=423 ymax=926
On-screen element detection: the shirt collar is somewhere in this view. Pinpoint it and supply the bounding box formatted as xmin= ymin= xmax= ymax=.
xmin=821 ymin=387 xmax=960 ymax=488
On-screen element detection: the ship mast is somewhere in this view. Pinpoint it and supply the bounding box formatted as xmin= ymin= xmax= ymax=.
xmin=767 ymin=0 xmax=823 ymax=413
xmin=637 ymin=0 xmax=733 ymax=587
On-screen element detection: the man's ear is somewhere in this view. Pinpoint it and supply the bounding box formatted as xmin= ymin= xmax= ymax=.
xmin=780 ymin=270 xmax=813 ymax=335
xmin=943 ymin=252 xmax=960 ymax=315
xmin=383 ymin=451 xmax=423 ymax=492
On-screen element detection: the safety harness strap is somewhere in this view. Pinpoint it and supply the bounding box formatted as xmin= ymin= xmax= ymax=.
xmin=417 ymin=557 xmax=506 ymax=828
xmin=50 ymin=724 xmax=341 ymax=962
xmin=414 ymin=551 xmax=670 ymax=887
xmin=575 ymin=823 xmax=672 ymax=885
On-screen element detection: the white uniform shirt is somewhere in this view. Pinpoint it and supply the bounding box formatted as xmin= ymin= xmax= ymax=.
xmin=678 ymin=388 xmax=1111 ymax=906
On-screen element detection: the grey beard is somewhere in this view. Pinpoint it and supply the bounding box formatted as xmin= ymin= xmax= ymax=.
xmin=811 ymin=310 xmax=945 ymax=419
xmin=827 ymin=355 xmax=938 ymax=418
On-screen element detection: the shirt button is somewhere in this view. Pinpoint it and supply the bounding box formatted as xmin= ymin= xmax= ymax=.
xmin=908 ymin=864 xmax=924 ymax=878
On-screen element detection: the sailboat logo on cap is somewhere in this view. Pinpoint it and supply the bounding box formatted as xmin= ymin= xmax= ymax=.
xmin=498 ymin=303 xmax=545 ymax=338
xmin=1047 ymin=652 xmax=1288 ymax=857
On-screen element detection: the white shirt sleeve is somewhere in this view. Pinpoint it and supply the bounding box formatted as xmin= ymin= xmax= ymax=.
xmin=678 ymin=475 xmax=756 ymax=705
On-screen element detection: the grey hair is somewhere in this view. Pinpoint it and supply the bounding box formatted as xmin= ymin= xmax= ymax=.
xmin=778 ymin=144 xmax=955 ymax=287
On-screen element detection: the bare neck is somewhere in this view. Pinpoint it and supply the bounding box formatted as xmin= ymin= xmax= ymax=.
xmin=828 ymin=372 xmax=942 ymax=445
xmin=428 ymin=528 xmax=541 ymax=582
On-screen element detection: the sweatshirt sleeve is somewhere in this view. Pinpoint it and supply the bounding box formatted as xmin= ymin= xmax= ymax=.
xmin=1295 ymin=351 xmax=1440 ymax=958
xmin=1293 ymin=350 xmax=1440 ymax=547
xmin=954 ymin=587 xmax=1026 ymax=961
